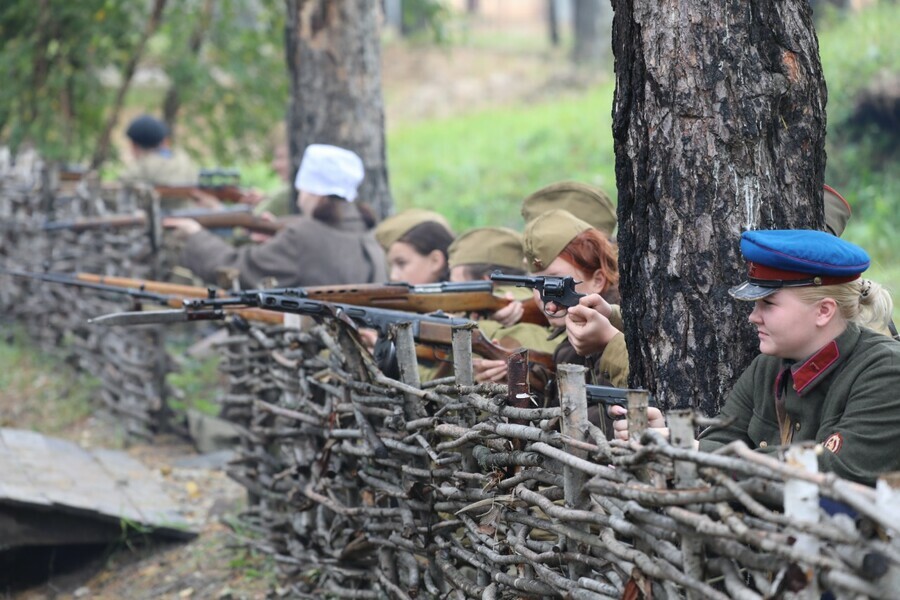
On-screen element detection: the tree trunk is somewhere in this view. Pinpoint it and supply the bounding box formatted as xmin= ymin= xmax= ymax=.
xmin=284 ymin=1 xmax=392 ymax=218
xmin=91 ymin=0 xmax=168 ymax=169
xmin=611 ymin=0 xmax=827 ymax=416
xmin=548 ymin=0 xmax=560 ymax=47
xmin=162 ymin=0 xmax=215 ymax=140
xmin=572 ymin=0 xmax=610 ymax=65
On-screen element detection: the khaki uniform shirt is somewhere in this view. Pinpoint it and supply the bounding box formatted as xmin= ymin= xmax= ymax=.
xmin=120 ymin=149 xmax=200 ymax=210
xmin=699 ymin=323 xmax=900 ymax=485
xmin=253 ymin=187 xmax=295 ymax=218
xmin=120 ymin=148 xmax=198 ymax=186
xmin=181 ymin=204 xmax=386 ymax=289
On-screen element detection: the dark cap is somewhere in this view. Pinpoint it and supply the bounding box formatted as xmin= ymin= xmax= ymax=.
xmin=126 ymin=115 xmax=168 ymax=149
xmin=729 ymin=230 xmax=870 ymax=301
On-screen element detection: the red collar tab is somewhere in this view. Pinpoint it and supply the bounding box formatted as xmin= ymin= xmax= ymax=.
xmin=747 ymin=262 xmax=859 ymax=287
xmin=791 ymin=340 xmax=840 ymax=394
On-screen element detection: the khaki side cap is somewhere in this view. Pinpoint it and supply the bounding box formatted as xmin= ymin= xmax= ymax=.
xmin=521 ymin=180 xmax=616 ymax=235
xmin=448 ymin=227 xmax=525 ymax=270
xmin=375 ymin=208 xmax=453 ymax=250
xmin=523 ymin=209 xmax=592 ymax=272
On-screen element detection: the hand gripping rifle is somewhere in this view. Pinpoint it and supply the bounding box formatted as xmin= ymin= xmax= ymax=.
xmin=489 ymin=271 xmax=585 ymax=309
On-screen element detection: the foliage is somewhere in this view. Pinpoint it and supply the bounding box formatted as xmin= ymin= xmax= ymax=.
xmin=152 ymin=0 xmax=288 ymax=163
xmin=401 ymin=0 xmax=454 ymax=43
xmin=388 ymin=83 xmax=617 ymax=233
xmin=0 ymin=0 xmax=288 ymax=167
xmin=166 ymin=351 xmax=223 ymax=416
xmin=0 ymin=0 xmax=145 ymax=160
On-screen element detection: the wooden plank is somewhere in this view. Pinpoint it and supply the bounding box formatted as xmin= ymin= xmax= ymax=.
xmin=0 ymin=428 xmax=197 ymax=545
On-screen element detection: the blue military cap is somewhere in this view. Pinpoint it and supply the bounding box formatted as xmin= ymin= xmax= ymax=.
xmin=729 ymin=229 xmax=870 ymax=301
xmin=126 ymin=115 xmax=168 ymax=149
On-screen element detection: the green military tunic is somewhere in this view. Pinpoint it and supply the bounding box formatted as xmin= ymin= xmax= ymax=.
xmin=253 ymin=187 xmax=295 ymax=218
xmin=699 ymin=323 xmax=900 ymax=485
xmin=181 ymin=203 xmax=386 ymax=289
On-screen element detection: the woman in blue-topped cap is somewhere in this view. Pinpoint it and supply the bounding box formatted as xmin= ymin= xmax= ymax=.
xmin=614 ymin=229 xmax=900 ymax=486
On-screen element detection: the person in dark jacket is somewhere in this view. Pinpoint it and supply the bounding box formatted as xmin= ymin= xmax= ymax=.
xmin=615 ymin=229 xmax=900 ymax=486
xmin=164 ymin=144 xmax=386 ymax=288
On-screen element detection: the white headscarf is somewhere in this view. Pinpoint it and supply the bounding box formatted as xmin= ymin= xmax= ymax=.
xmin=294 ymin=144 xmax=365 ymax=202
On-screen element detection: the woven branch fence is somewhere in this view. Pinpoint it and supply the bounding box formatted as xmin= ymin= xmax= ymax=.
xmin=219 ymin=318 xmax=900 ymax=599
xmin=1 ymin=155 xmax=181 ymax=438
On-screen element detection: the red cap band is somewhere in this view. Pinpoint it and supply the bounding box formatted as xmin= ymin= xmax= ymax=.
xmin=747 ymin=262 xmax=859 ymax=286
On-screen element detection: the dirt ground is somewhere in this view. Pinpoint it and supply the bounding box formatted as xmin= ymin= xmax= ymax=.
xmin=2 ymin=38 xmax=589 ymax=600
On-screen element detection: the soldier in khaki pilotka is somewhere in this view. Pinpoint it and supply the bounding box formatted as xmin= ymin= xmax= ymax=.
xmin=521 ymin=180 xmax=621 ymax=303
xmin=374 ymin=209 xmax=455 ymax=284
xmin=520 ymin=210 xmax=630 ymax=441
xmin=446 ymin=227 xmax=559 ymax=384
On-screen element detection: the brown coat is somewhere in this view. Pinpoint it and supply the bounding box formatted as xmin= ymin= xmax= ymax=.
xmin=181 ymin=204 xmax=386 ymax=288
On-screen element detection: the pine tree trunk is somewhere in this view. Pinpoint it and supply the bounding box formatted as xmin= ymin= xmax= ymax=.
xmin=285 ymin=1 xmax=393 ymax=218
xmin=611 ymin=0 xmax=827 ymax=416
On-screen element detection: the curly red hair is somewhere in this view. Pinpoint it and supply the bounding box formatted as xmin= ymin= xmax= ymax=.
xmin=557 ymin=229 xmax=619 ymax=294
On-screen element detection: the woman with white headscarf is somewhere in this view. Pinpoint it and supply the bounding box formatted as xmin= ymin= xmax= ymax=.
xmin=165 ymin=144 xmax=386 ymax=288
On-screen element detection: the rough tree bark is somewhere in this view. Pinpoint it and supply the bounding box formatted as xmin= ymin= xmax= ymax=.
xmin=611 ymin=1 xmax=827 ymax=416
xmin=284 ymin=1 xmax=393 ymax=218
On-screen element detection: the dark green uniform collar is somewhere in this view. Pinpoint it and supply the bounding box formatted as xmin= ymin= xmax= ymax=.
xmin=786 ymin=323 xmax=861 ymax=396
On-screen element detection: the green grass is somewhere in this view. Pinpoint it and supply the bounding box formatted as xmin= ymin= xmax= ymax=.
xmin=0 ymin=330 xmax=99 ymax=434
xmin=818 ymin=2 xmax=899 ymax=268
xmin=166 ymin=352 xmax=224 ymax=417
xmin=388 ymin=82 xmax=617 ymax=233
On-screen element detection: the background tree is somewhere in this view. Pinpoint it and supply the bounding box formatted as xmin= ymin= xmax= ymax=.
xmin=284 ymin=1 xmax=392 ymax=218
xmin=0 ymin=0 xmax=148 ymax=161
xmin=611 ymin=1 xmax=827 ymax=416
xmin=572 ymin=0 xmax=610 ymax=65
xmin=0 ymin=0 xmax=287 ymax=167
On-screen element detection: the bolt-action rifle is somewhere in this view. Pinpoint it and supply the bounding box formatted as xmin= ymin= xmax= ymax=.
xmin=18 ymin=270 xmax=549 ymax=327
xmin=0 ymin=269 xmax=555 ymax=371
xmin=490 ymin=271 xmax=585 ymax=309
xmin=41 ymin=206 xmax=283 ymax=236
xmin=153 ymin=168 xmax=250 ymax=204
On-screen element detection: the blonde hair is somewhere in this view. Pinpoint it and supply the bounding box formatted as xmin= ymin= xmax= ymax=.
xmin=792 ymin=279 xmax=894 ymax=332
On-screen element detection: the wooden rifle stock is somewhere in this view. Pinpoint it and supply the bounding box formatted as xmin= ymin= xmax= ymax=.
xmin=154 ymin=184 xmax=246 ymax=204
xmin=73 ymin=273 xmax=285 ymax=324
xmin=300 ymin=282 xmax=548 ymax=327
xmin=414 ymin=329 xmax=555 ymax=371
xmin=42 ymin=210 xmax=284 ymax=235
xmin=190 ymin=212 xmax=283 ymax=235
xmin=72 ymin=273 xmax=551 ymax=349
